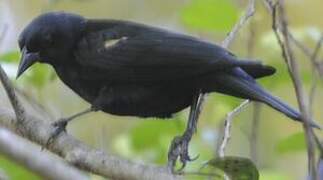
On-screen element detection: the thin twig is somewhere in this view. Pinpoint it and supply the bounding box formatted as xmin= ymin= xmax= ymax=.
xmin=222 ymin=0 xmax=255 ymax=48
xmin=0 ymin=26 xmax=25 ymax=124
xmin=285 ymin=10 xmax=323 ymax=165
xmin=290 ymin=35 xmax=323 ymax=63
xmin=307 ymin=36 xmax=323 ymax=114
xmin=215 ymin=0 xmax=255 ymax=158
xmin=278 ymin=3 xmax=317 ymax=179
xmin=289 ymin=34 xmax=323 ymax=76
xmin=271 ymin=14 xmax=323 ymax=80
xmin=308 ymin=37 xmax=323 ymax=115
xmin=264 ymin=0 xmax=317 ymax=178
xmin=218 ymin=100 xmax=250 ymax=157
xmin=309 ymin=73 xmax=318 ymax=116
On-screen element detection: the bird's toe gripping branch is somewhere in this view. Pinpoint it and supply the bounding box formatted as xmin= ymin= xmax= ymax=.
xmin=45 ymin=119 xmax=69 ymax=148
xmin=44 ymin=107 xmax=95 ymax=148
xmin=167 ymin=134 xmax=199 ymax=172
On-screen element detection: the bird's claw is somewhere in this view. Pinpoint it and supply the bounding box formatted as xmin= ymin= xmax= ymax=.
xmin=44 ymin=119 xmax=68 ymax=149
xmin=167 ymin=135 xmax=199 ymax=173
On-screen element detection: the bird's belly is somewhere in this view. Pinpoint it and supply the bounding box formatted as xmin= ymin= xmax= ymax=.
xmin=93 ymin=84 xmax=195 ymax=118
xmin=55 ymin=69 xmax=194 ymax=117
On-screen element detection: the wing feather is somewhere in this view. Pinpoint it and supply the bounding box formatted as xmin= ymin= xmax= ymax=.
xmin=74 ymin=20 xmax=271 ymax=82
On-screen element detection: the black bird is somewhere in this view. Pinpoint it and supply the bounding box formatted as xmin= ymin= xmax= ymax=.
xmin=17 ymin=12 xmax=319 ymax=171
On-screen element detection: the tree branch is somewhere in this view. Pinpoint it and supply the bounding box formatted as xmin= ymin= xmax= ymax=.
xmin=0 ymin=127 xmax=89 ymax=180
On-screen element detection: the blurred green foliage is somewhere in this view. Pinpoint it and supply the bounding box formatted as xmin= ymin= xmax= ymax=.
xmin=259 ymin=171 xmax=292 ymax=180
xmin=131 ymin=117 xmax=185 ymax=151
xmin=0 ymin=51 xmax=20 ymax=63
xmin=276 ymin=132 xmax=306 ymax=154
xmin=181 ymin=0 xmax=239 ymax=32
xmin=130 ymin=117 xmax=186 ymax=164
xmin=0 ymin=155 xmax=40 ymax=180
xmin=0 ymin=51 xmax=56 ymax=88
xmin=22 ymin=63 xmax=56 ymax=88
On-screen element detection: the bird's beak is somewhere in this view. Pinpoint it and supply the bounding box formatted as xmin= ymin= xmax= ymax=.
xmin=16 ymin=47 xmax=40 ymax=79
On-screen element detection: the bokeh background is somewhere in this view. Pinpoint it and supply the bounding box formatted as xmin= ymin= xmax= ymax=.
xmin=0 ymin=0 xmax=322 ymax=179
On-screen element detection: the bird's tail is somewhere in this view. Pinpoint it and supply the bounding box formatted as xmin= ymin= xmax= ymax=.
xmin=212 ymin=70 xmax=321 ymax=129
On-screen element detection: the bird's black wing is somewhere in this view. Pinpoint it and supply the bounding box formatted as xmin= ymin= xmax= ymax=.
xmin=75 ymin=20 xmax=274 ymax=82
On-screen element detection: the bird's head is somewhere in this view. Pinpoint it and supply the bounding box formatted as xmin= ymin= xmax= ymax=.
xmin=17 ymin=12 xmax=86 ymax=78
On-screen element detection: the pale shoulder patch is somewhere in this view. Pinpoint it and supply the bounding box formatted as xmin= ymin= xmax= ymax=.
xmin=104 ymin=37 xmax=128 ymax=49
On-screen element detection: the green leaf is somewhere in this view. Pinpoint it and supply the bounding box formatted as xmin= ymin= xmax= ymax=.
xmin=0 ymin=51 xmax=20 ymax=63
xmin=276 ymin=132 xmax=306 ymax=154
xmin=181 ymin=0 xmax=239 ymax=32
xmin=207 ymin=156 xmax=259 ymax=180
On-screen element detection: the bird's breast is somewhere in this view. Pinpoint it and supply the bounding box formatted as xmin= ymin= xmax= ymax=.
xmin=53 ymin=64 xmax=103 ymax=103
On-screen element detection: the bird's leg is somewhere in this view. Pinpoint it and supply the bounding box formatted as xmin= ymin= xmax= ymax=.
xmin=45 ymin=107 xmax=96 ymax=147
xmin=167 ymin=91 xmax=204 ymax=173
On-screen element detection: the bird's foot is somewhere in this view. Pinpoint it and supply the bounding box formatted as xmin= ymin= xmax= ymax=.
xmin=44 ymin=119 xmax=68 ymax=148
xmin=167 ymin=135 xmax=199 ymax=173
